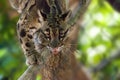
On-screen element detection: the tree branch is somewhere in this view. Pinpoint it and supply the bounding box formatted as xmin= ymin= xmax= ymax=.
xmin=91 ymin=49 xmax=120 ymax=73
xmin=18 ymin=65 xmax=41 ymax=80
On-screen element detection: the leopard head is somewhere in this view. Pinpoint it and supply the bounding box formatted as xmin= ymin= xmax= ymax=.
xmin=34 ymin=10 xmax=73 ymax=55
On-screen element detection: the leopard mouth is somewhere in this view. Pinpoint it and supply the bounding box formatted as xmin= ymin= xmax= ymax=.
xmin=47 ymin=46 xmax=63 ymax=55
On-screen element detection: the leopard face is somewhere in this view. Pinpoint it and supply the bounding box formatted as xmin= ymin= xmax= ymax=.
xmin=9 ymin=0 xmax=86 ymax=65
xmin=33 ymin=10 xmax=72 ymax=55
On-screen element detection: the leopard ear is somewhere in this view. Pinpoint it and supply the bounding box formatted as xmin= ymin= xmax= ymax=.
xmin=60 ymin=10 xmax=72 ymax=21
xmin=9 ymin=0 xmax=29 ymax=13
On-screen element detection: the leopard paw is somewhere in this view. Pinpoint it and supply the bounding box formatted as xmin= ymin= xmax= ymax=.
xmin=26 ymin=54 xmax=38 ymax=66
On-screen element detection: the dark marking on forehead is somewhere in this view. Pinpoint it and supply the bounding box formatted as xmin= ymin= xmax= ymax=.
xmin=54 ymin=0 xmax=62 ymax=14
xmin=27 ymin=34 xmax=33 ymax=39
xmin=52 ymin=28 xmax=58 ymax=35
xmin=47 ymin=18 xmax=60 ymax=27
xmin=20 ymin=29 xmax=26 ymax=37
xmin=25 ymin=42 xmax=31 ymax=47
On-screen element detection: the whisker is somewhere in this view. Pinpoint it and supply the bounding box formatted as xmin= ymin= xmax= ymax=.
xmin=66 ymin=44 xmax=79 ymax=46
xmin=62 ymin=46 xmax=73 ymax=54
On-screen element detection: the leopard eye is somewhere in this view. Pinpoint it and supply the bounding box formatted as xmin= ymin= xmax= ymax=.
xmin=59 ymin=29 xmax=69 ymax=41
xmin=59 ymin=37 xmax=64 ymax=41
xmin=44 ymin=28 xmax=51 ymax=41
xmin=59 ymin=33 xmax=64 ymax=40
xmin=60 ymin=31 xmax=64 ymax=37
xmin=44 ymin=28 xmax=50 ymax=36
xmin=59 ymin=29 xmax=65 ymax=41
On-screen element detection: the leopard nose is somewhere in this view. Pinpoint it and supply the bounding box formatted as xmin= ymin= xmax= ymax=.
xmin=50 ymin=39 xmax=60 ymax=48
xmin=51 ymin=47 xmax=60 ymax=55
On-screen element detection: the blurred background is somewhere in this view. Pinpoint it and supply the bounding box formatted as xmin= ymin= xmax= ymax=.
xmin=0 ymin=0 xmax=120 ymax=80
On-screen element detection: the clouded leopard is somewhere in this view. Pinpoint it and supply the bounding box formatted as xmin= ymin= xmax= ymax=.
xmin=9 ymin=0 xmax=91 ymax=80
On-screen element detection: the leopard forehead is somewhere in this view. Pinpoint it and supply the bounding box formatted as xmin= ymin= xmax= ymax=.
xmin=41 ymin=18 xmax=68 ymax=30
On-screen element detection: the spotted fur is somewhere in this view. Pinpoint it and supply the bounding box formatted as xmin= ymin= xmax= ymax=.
xmin=9 ymin=0 xmax=91 ymax=80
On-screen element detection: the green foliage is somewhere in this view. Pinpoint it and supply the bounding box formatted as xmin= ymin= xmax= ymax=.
xmin=0 ymin=0 xmax=120 ymax=80
xmin=0 ymin=0 xmax=27 ymax=80
xmin=78 ymin=0 xmax=120 ymax=79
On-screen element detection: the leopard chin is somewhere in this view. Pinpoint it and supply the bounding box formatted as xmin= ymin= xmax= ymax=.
xmin=47 ymin=46 xmax=63 ymax=55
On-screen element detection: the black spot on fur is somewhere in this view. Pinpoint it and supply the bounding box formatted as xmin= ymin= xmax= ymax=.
xmin=25 ymin=15 xmax=27 ymax=20
xmin=23 ymin=1 xmax=29 ymax=10
xmin=17 ymin=23 xmax=20 ymax=29
xmin=30 ymin=27 xmax=36 ymax=29
xmin=20 ymin=38 xmax=22 ymax=43
xmin=25 ymin=42 xmax=31 ymax=47
xmin=27 ymin=34 xmax=33 ymax=39
xmin=38 ymin=19 xmax=41 ymax=23
xmin=26 ymin=49 xmax=29 ymax=51
xmin=20 ymin=29 xmax=26 ymax=37
xmin=29 ymin=2 xmax=36 ymax=12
